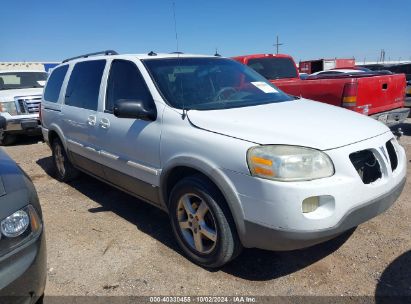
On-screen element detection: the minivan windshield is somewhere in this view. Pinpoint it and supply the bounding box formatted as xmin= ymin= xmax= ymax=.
xmin=143 ymin=57 xmax=292 ymax=110
xmin=0 ymin=72 xmax=48 ymax=90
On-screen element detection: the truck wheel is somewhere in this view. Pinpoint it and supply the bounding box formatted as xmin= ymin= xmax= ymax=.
xmin=0 ymin=134 xmax=17 ymax=146
xmin=169 ymin=175 xmax=242 ymax=268
xmin=51 ymin=138 xmax=79 ymax=182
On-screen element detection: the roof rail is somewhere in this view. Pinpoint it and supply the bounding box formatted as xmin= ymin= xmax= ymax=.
xmin=62 ymin=50 xmax=119 ymax=63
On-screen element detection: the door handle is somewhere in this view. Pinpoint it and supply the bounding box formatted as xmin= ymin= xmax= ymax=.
xmin=87 ymin=115 xmax=97 ymax=126
xmin=99 ymin=118 xmax=110 ymax=129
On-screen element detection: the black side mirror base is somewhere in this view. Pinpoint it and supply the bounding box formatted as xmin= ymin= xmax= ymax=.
xmin=113 ymin=99 xmax=157 ymax=121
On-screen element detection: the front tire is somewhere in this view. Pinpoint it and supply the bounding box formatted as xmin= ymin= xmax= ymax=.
xmin=169 ymin=175 xmax=241 ymax=268
xmin=51 ymin=138 xmax=79 ymax=182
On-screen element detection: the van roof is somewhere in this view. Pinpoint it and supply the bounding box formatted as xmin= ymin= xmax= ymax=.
xmin=61 ymin=53 xmax=219 ymax=65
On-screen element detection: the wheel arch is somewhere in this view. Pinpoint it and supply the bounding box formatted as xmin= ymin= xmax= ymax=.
xmin=160 ymin=156 xmax=247 ymax=241
xmin=47 ymin=124 xmax=67 ymax=150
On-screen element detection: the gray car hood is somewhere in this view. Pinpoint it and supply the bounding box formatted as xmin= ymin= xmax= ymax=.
xmin=0 ymin=149 xmax=34 ymax=219
xmin=187 ymin=99 xmax=390 ymax=150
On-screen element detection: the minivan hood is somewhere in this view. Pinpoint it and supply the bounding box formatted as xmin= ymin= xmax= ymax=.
xmin=187 ymin=99 xmax=389 ymax=150
xmin=0 ymin=88 xmax=43 ymax=102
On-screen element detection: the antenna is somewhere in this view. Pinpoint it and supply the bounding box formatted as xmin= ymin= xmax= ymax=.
xmin=171 ymin=1 xmax=186 ymax=116
xmin=273 ymin=35 xmax=283 ymax=54
xmin=172 ymin=2 xmax=179 ymax=52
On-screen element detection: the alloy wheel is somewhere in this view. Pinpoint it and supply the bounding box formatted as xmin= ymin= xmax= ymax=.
xmin=176 ymin=193 xmax=218 ymax=254
xmin=54 ymin=144 xmax=66 ymax=176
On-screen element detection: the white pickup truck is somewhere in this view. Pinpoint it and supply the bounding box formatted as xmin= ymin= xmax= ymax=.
xmin=0 ymin=70 xmax=48 ymax=145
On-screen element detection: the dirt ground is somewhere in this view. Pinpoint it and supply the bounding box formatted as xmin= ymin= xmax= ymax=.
xmin=3 ymin=119 xmax=411 ymax=299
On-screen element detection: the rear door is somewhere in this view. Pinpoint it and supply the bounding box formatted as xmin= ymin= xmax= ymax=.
xmin=94 ymin=59 xmax=162 ymax=202
xmin=62 ymin=60 xmax=106 ymax=176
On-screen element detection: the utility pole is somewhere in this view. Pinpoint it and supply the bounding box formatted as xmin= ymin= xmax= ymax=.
xmin=273 ymin=35 xmax=283 ymax=54
xmin=379 ymin=49 xmax=385 ymax=63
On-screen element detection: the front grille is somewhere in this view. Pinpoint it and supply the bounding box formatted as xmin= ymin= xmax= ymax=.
xmin=14 ymin=96 xmax=42 ymax=114
xmin=386 ymin=140 xmax=398 ymax=171
xmin=350 ymin=150 xmax=382 ymax=184
xmin=18 ymin=99 xmax=25 ymax=113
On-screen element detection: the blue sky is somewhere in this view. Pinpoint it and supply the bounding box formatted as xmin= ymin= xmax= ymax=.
xmin=1 ymin=0 xmax=410 ymax=62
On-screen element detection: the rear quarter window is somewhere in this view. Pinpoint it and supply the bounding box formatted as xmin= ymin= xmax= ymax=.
xmin=44 ymin=65 xmax=69 ymax=103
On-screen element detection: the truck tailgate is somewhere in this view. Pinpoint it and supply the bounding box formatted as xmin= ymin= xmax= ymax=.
xmin=357 ymin=74 xmax=406 ymax=115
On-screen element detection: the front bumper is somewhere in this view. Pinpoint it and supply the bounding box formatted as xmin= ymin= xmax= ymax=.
xmin=243 ymin=177 xmax=405 ymax=250
xmin=2 ymin=118 xmax=41 ymax=135
xmin=226 ymin=132 xmax=407 ymax=251
xmin=0 ymin=231 xmax=46 ymax=304
xmin=371 ymin=107 xmax=410 ymax=127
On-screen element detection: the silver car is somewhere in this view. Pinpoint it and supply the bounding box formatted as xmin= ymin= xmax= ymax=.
xmin=41 ymin=51 xmax=406 ymax=267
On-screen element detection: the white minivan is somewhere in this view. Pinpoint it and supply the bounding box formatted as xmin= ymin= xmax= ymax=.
xmin=41 ymin=51 xmax=406 ymax=267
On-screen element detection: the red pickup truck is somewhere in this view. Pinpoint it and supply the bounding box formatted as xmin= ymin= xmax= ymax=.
xmin=232 ymin=54 xmax=409 ymax=127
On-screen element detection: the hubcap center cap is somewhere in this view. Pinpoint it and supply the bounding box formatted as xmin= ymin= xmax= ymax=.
xmin=192 ymin=218 xmax=199 ymax=230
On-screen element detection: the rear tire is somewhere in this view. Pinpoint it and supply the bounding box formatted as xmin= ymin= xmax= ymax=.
xmin=51 ymin=138 xmax=79 ymax=182
xmin=169 ymin=175 xmax=242 ymax=268
xmin=0 ymin=133 xmax=17 ymax=146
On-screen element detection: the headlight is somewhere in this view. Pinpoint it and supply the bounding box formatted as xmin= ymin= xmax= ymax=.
xmin=1 ymin=210 xmax=29 ymax=237
xmin=0 ymin=205 xmax=42 ymax=256
xmin=0 ymin=101 xmax=17 ymax=115
xmin=247 ymin=145 xmax=334 ymax=181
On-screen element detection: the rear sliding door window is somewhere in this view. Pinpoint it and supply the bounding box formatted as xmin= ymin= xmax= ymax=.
xmin=44 ymin=65 xmax=69 ymax=103
xmin=105 ymin=60 xmax=152 ymax=112
xmin=65 ymin=60 xmax=106 ymax=110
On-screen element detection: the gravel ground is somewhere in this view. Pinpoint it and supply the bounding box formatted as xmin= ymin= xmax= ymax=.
xmin=3 ymin=119 xmax=411 ymax=299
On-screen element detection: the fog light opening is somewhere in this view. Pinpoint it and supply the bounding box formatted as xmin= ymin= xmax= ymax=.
xmin=302 ymin=196 xmax=319 ymax=213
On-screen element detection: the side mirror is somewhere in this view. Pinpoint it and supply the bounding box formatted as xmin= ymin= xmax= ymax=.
xmin=0 ymin=116 xmax=6 ymax=130
xmin=113 ymin=99 xmax=157 ymax=121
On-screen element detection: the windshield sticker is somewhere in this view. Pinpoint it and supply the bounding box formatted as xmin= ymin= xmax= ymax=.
xmin=251 ymin=82 xmax=278 ymax=93
xmin=37 ymin=80 xmax=46 ymax=87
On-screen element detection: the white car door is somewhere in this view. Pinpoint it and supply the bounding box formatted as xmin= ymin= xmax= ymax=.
xmin=94 ymin=59 xmax=162 ymax=202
